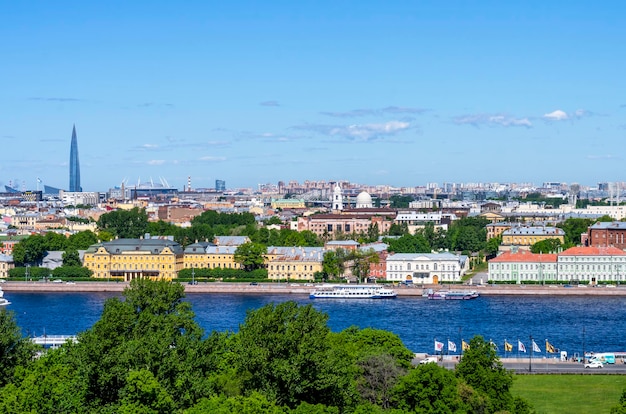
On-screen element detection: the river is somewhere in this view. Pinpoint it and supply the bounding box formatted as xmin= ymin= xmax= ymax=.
xmin=5 ymin=291 xmax=625 ymax=356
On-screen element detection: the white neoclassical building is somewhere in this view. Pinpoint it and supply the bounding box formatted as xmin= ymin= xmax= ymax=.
xmin=487 ymin=246 xmax=626 ymax=284
xmin=488 ymin=250 xmax=558 ymax=283
xmin=557 ymin=246 xmax=626 ymax=284
xmin=386 ymin=252 xmax=466 ymax=284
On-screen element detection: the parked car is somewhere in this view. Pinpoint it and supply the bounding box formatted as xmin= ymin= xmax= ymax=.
xmin=584 ymin=361 xmax=604 ymax=368
xmin=52 ymin=279 xmax=63 ymax=283
xmin=419 ymin=356 xmax=438 ymax=364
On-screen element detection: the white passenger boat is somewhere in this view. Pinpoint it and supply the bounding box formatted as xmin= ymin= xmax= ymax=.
xmin=0 ymin=287 xmax=10 ymax=307
xmin=309 ymin=284 xmax=397 ymax=299
xmin=427 ymin=289 xmax=479 ymax=300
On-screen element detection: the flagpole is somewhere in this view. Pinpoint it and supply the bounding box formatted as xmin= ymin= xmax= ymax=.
xmin=529 ymin=335 xmax=533 ymax=373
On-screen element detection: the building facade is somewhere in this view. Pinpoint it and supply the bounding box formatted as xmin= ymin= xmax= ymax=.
xmin=266 ymin=246 xmax=324 ymax=281
xmin=587 ymin=222 xmax=626 ymax=250
xmin=500 ymin=226 xmax=565 ymax=251
xmin=83 ymin=238 xmax=184 ymax=281
xmin=488 ymin=251 xmax=558 ymax=283
xmin=386 ymin=252 xmax=465 ymax=284
xmin=0 ymin=254 xmax=14 ymax=279
xmin=487 ymin=246 xmax=626 ymax=284
xmin=297 ymin=214 xmax=393 ymax=240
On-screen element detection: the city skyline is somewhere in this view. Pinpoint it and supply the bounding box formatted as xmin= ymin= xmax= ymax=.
xmin=1 ymin=2 xmax=625 ymax=191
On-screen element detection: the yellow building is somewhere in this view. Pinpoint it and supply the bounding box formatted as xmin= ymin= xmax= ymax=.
xmin=83 ymin=238 xmax=184 ymax=281
xmin=270 ymin=198 xmax=306 ymax=209
xmin=500 ymin=226 xmax=565 ymax=251
xmin=0 ymin=254 xmax=14 ymax=279
xmin=266 ymin=246 xmax=324 ymax=281
xmin=182 ymin=242 xmax=243 ymax=270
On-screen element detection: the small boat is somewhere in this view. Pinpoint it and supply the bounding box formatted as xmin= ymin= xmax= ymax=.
xmin=0 ymin=287 xmax=11 ymax=307
xmin=427 ymin=290 xmax=479 ymax=300
xmin=310 ymin=284 xmax=397 ymax=299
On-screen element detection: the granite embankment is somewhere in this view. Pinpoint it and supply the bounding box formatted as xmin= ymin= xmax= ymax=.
xmin=3 ymin=281 xmax=626 ymax=296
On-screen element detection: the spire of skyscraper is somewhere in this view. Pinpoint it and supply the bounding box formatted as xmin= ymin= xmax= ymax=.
xmin=69 ymin=124 xmax=82 ymax=192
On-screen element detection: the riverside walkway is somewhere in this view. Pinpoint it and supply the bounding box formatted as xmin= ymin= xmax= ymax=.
xmin=3 ymin=281 xmax=626 ymax=296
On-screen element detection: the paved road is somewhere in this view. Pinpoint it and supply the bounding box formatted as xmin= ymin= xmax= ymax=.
xmin=435 ymin=359 xmax=626 ymax=374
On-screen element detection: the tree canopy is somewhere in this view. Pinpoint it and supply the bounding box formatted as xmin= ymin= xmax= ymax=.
xmin=0 ymin=281 xmax=533 ymax=413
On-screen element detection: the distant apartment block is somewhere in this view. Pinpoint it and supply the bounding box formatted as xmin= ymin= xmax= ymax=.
xmin=59 ymin=190 xmax=100 ymax=206
xmin=215 ymin=179 xmax=226 ymax=192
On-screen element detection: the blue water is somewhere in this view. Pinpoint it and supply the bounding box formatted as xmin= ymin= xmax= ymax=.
xmin=6 ymin=292 xmax=626 ymax=356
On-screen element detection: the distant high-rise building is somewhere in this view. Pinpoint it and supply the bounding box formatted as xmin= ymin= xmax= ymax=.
xmin=215 ymin=179 xmax=226 ymax=192
xmin=69 ymin=125 xmax=82 ymax=192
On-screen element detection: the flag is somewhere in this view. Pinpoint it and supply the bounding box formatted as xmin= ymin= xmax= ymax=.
xmin=532 ymin=340 xmax=541 ymax=353
xmin=37 ymin=177 xmax=42 ymax=183
xmin=504 ymin=340 xmax=513 ymax=352
xmin=518 ymin=340 xmax=526 ymax=353
xmin=489 ymin=339 xmax=499 ymax=350
xmin=435 ymin=340 xmax=444 ymax=352
xmin=546 ymin=340 xmax=557 ymax=353
xmin=448 ymin=340 xmax=457 ymax=352
xmin=462 ymin=340 xmax=470 ymax=351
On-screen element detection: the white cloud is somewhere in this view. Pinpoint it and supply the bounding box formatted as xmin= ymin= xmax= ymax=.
xmin=147 ymin=160 xmax=165 ymax=165
xmin=543 ymin=110 xmax=569 ymax=121
xmin=295 ymin=120 xmax=411 ymax=141
xmin=453 ymin=114 xmax=532 ymax=128
xmin=199 ymin=156 xmax=227 ymax=162
xmin=329 ymin=121 xmax=410 ymax=140
xmin=321 ymin=106 xmax=427 ymax=118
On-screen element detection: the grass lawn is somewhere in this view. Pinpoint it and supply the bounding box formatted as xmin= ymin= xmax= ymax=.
xmin=512 ymin=374 xmax=626 ymax=414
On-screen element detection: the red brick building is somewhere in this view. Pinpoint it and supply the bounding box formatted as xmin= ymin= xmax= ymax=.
xmin=587 ymin=222 xmax=626 ymax=250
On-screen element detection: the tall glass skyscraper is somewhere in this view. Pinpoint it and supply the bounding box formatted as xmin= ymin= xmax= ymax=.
xmin=69 ymin=125 xmax=82 ymax=192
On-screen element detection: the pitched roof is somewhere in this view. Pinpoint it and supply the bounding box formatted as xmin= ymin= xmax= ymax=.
xmin=560 ymin=246 xmax=626 ymax=256
xmin=489 ymin=251 xmax=557 ymax=263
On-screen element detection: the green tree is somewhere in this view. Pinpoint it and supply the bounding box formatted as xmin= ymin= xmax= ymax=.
xmin=356 ymin=354 xmax=404 ymax=409
xmin=389 ymin=195 xmax=414 ymax=209
xmin=234 ymin=242 xmax=267 ymax=271
xmin=62 ymin=248 xmax=82 ymax=267
xmin=231 ymin=302 xmax=351 ymax=409
xmin=455 ymin=335 xmax=516 ymax=413
xmin=485 ymin=235 xmax=502 ymax=257
xmin=322 ymin=249 xmax=348 ymax=279
xmin=69 ymin=279 xmax=210 ymax=411
xmin=264 ymin=216 xmax=283 ymax=226
xmin=67 ymin=230 xmax=98 ymax=250
xmin=11 ymin=235 xmax=47 ymax=266
xmin=44 ymin=232 xmax=68 ymax=251
xmin=392 ymin=363 xmax=464 ymax=413
xmin=530 ymin=238 xmax=562 ymax=254
xmin=348 ymin=249 xmax=379 ymax=283
xmin=384 ymin=234 xmax=431 ymax=254
xmin=0 ymin=309 xmax=40 ymax=388
xmin=557 ymin=218 xmax=594 ymax=247
xmin=96 ymin=207 xmax=149 ymax=239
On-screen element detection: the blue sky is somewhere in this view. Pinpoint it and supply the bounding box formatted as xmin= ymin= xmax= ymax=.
xmin=1 ymin=1 xmax=625 ymax=192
